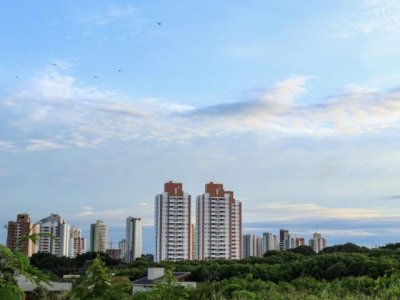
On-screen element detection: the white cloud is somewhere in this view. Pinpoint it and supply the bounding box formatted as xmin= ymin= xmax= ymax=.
xmin=0 ymin=141 xmax=16 ymax=152
xmin=25 ymin=139 xmax=66 ymax=152
xmin=354 ymin=0 xmax=400 ymax=33
xmin=244 ymin=201 xmax=400 ymax=222
xmin=2 ymin=66 xmax=400 ymax=152
xmin=78 ymin=5 xmax=137 ymax=26
xmin=335 ymin=0 xmax=400 ymax=37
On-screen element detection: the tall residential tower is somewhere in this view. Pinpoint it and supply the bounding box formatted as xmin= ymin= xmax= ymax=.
xmin=38 ymin=213 xmax=70 ymax=257
xmin=90 ymin=220 xmax=108 ymax=253
xmin=6 ymin=213 xmax=38 ymax=257
xmin=155 ymin=181 xmax=192 ymax=262
xmin=196 ymin=182 xmax=242 ymax=260
xmin=125 ymin=216 xmax=142 ymax=262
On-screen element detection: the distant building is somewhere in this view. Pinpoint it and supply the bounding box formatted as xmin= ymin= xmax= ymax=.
xmin=106 ymin=248 xmax=122 ymax=260
xmin=155 ymin=181 xmax=192 ymax=262
xmin=288 ymin=234 xmax=305 ymax=249
xmin=119 ymin=239 xmax=127 ymax=260
xmin=6 ymin=213 xmax=38 ymax=257
xmin=90 ymin=220 xmax=108 ymax=253
xmin=69 ymin=226 xmax=86 ymax=258
xmin=256 ymin=236 xmax=263 ymax=257
xmin=242 ymin=234 xmax=256 ymax=258
xmin=125 ymin=216 xmax=142 ymax=262
xmin=190 ymin=224 xmax=196 ymax=260
xmin=279 ymin=229 xmax=289 ymax=251
xmin=242 ymin=234 xmax=263 ymax=258
xmin=263 ymin=232 xmax=278 ymax=252
xmin=242 ymin=234 xmax=265 ymax=258
xmin=196 ymin=182 xmax=242 ymax=260
xmin=309 ymin=232 xmax=327 ymax=253
xmin=39 ymin=213 xmax=70 ymax=257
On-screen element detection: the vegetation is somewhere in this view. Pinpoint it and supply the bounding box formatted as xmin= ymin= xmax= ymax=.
xmin=9 ymin=242 xmax=400 ymax=299
xmin=0 ymin=244 xmax=49 ymax=300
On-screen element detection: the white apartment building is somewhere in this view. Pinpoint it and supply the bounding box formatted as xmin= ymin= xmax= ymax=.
xmin=243 ymin=234 xmax=263 ymax=258
xmin=69 ymin=226 xmax=86 ymax=258
xmin=119 ymin=239 xmax=127 ymax=260
xmin=196 ymin=182 xmax=242 ymax=260
xmin=309 ymin=232 xmax=327 ymax=253
xmin=288 ymin=234 xmax=305 ymax=249
xmin=263 ymin=232 xmax=278 ymax=252
xmin=155 ymin=181 xmax=192 ymax=262
xmin=125 ymin=216 xmax=142 ymax=262
xmin=90 ymin=220 xmax=108 ymax=253
xmin=39 ymin=213 xmax=70 ymax=257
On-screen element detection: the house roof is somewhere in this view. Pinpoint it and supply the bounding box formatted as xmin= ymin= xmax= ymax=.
xmin=133 ymin=272 xmax=191 ymax=286
xmin=17 ymin=275 xmax=72 ymax=292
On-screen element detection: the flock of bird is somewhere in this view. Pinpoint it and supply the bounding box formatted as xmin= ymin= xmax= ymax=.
xmin=12 ymin=21 xmax=163 ymax=80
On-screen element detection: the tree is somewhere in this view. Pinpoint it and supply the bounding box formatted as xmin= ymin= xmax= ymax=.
xmin=0 ymin=244 xmax=49 ymax=300
xmin=69 ymin=256 xmax=130 ymax=300
xmin=287 ymin=245 xmax=316 ymax=256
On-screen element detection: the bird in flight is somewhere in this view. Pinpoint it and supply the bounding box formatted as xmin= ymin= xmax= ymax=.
xmin=52 ymin=63 xmax=57 ymax=66
xmin=117 ymin=69 xmax=122 ymax=72
xmin=93 ymin=76 xmax=98 ymax=79
xmin=157 ymin=22 xmax=162 ymax=26
xmin=15 ymin=75 xmax=19 ymax=79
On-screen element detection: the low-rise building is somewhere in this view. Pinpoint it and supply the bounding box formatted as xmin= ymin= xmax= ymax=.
xmin=132 ymin=268 xmax=196 ymax=294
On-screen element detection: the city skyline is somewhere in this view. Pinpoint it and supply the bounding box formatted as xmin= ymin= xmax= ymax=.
xmin=4 ymin=210 xmax=329 ymax=257
xmin=1 ymin=1 xmax=400 ymax=251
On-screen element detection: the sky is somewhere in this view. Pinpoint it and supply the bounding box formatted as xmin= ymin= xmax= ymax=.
xmin=1 ymin=0 xmax=400 ymax=253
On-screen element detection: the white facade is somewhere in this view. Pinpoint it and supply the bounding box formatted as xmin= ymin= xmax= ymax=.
xmin=263 ymin=232 xmax=278 ymax=252
xmin=90 ymin=220 xmax=108 ymax=253
xmin=125 ymin=217 xmax=142 ymax=262
xmin=309 ymin=232 xmax=327 ymax=253
xmin=155 ymin=181 xmax=192 ymax=262
xmin=243 ymin=234 xmax=263 ymax=258
xmin=196 ymin=182 xmax=242 ymax=260
xmin=119 ymin=239 xmax=127 ymax=260
xmin=39 ymin=214 xmax=70 ymax=257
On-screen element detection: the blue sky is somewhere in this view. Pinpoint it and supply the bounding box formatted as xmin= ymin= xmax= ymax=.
xmin=1 ymin=0 xmax=400 ymax=253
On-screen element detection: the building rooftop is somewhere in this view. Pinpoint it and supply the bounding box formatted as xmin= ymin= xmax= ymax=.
xmin=133 ymin=271 xmax=191 ymax=286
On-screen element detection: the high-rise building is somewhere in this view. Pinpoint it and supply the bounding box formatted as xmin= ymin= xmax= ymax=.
xmin=263 ymin=232 xmax=278 ymax=252
xmin=69 ymin=226 xmax=86 ymax=258
xmin=6 ymin=213 xmax=38 ymax=257
xmin=191 ymin=224 xmax=196 ymax=260
xmin=256 ymin=236 xmax=263 ymax=257
xmin=155 ymin=181 xmax=192 ymax=262
xmin=287 ymin=234 xmax=305 ymax=249
xmin=125 ymin=216 xmax=142 ymax=262
xmin=39 ymin=213 xmax=70 ymax=257
xmin=119 ymin=239 xmax=127 ymax=260
xmin=90 ymin=220 xmax=108 ymax=253
xmin=279 ymin=229 xmax=289 ymax=251
xmin=242 ymin=234 xmax=256 ymax=258
xmin=196 ymin=182 xmax=242 ymax=260
xmin=309 ymin=232 xmax=327 ymax=253
xmin=243 ymin=234 xmax=264 ymax=258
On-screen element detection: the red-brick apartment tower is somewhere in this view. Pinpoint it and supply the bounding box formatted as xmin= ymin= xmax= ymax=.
xmin=196 ymin=182 xmax=242 ymax=260
xmin=155 ymin=181 xmax=192 ymax=262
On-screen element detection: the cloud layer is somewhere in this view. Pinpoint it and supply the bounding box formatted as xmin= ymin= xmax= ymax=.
xmin=1 ymin=66 xmax=400 ymax=152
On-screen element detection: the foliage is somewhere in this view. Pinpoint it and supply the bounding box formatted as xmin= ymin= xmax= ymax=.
xmin=26 ymin=242 xmax=400 ymax=299
xmin=68 ymin=256 xmax=131 ymax=300
xmin=0 ymin=244 xmax=49 ymax=300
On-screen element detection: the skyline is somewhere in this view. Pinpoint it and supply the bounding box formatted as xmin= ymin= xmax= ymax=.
xmin=2 ymin=0 xmax=400 ymax=252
